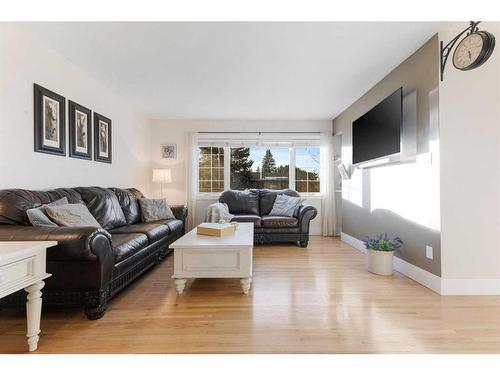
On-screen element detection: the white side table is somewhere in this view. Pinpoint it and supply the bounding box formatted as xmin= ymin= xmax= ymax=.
xmin=0 ymin=241 xmax=55 ymax=352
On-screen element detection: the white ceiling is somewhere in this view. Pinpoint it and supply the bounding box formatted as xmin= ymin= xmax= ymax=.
xmin=24 ymin=22 xmax=441 ymax=120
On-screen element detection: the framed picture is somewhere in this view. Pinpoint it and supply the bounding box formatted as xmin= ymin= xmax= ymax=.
xmin=161 ymin=143 xmax=177 ymax=159
xmin=94 ymin=112 xmax=112 ymax=163
xmin=68 ymin=101 xmax=92 ymax=160
xmin=34 ymin=84 xmax=66 ymax=156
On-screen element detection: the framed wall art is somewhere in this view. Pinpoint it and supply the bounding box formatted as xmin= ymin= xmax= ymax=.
xmin=161 ymin=143 xmax=177 ymax=159
xmin=94 ymin=112 xmax=112 ymax=163
xmin=34 ymin=83 xmax=66 ymax=156
xmin=68 ymin=100 xmax=92 ymax=160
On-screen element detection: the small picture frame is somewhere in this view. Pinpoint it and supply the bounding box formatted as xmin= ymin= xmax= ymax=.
xmin=94 ymin=112 xmax=112 ymax=163
xmin=161 ymin=143 xmax=177 ymax=159
xmin=69 ymin=100 xmax=92 ymax=160
xmin=34 ymin=84 xmax=66 ymax=156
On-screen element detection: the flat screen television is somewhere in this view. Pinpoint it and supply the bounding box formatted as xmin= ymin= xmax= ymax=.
xmin=352 ymin=87 xmax=402 ymax=164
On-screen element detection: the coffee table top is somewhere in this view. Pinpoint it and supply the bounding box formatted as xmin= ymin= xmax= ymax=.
xmin=170 ymin=222 xmax=253 ymax=249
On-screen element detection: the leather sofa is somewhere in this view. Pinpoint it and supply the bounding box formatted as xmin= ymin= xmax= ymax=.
xmin=0 ymin=187 xmax=187 ymax=319
xmin=219 ymin=189 xmax=317 ymax=247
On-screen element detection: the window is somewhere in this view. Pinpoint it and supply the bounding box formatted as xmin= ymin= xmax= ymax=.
xmin=197 ymin=145 xmax=320 ymax=194
xmin=295 ymin=147 xmax=320 ymax=193
xmin=198 ymin=147 xmax=224 ymax=192
xmin=231 ymin=147 xmax=289 ymax=190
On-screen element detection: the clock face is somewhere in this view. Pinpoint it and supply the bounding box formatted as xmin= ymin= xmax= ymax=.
xmin=453 ymin=33 xmax=484 ymax=70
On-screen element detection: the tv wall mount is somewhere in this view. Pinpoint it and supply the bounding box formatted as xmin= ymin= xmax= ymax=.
xmin=440 ymin=21 xmax=496 ymax=81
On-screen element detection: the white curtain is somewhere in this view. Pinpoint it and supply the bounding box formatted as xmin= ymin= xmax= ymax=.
xmin=320 ymin=131 xmax=337 ymax=236
xmin=186 ymin=132 xmax=198 ymax=231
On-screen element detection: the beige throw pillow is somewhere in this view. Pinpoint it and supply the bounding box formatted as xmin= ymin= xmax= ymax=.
xmin=139 ymin=198 xmax=176 ymax=223
xmin=44 ymin=203 xmax=101 ymax=228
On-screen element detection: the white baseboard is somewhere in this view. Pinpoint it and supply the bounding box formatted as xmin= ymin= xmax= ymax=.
xmin=341 ymin=232 xmax=366 ymax=253
xmin=340 ymin=232 xmax=500 ymax=295
xmin=341 ymin=232 xmax=440 ymax=294
xmin=441 ymin=279 xmax=500 ymax=295
xmin=392 ymin=256 xmax=441 ymax=294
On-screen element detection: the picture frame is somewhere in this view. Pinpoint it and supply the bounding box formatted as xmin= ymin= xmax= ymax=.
xmin=68 ymin=100 xmax=92 ymax=160
xmin=94 ymin=112 xmax=112 ymax=163
xmin=33 ymin=83 xmax=66 ymax=156
xmin=161 ymin=143 xmax=177 ymax=159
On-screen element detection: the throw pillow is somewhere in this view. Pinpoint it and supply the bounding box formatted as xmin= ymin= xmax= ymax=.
xmin=139 ymin=198 xmax=176 ymax=223
xmin=44 ymin=203 xmax=102 ymax=228
xmin=26 ymin=197 xmax=69 ymax=227
xmin=268 ymin=194 xmax=304 ymax=217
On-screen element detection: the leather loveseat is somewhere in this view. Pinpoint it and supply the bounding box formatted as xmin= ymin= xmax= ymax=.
xmin=0 ymin=187 xmax=187 ymax=319
xmin=218 ymin=189 xmax=317 ymax=247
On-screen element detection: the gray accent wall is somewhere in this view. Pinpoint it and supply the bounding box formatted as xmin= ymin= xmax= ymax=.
xmin=332 ymin=35 xmax=441 ymax=276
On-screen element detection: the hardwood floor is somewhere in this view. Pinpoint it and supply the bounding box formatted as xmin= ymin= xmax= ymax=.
xmin=1 ymin=236 xmax=500 ymax=353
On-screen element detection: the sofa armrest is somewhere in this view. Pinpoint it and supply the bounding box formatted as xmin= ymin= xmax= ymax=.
xmin=170 ymin=205 xmax=188 ymax=223
xmin=0 ymin=225 xmax=113 ymax=261
xmin=295 ymin=205 xmax=318 ymax=233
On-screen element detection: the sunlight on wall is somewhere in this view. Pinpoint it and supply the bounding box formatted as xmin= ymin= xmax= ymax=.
xmin=342 ymin=168 xmax=363 ymax=207
xmin=370 ymin=153 xmax=440 ymax=231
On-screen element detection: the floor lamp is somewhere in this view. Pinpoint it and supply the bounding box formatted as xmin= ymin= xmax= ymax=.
xmin=152 ymin=168 xmax=172 ymax=198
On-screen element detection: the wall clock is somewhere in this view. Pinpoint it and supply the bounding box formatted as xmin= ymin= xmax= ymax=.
xmin=440 ymin=21 xmax=496 ymax=80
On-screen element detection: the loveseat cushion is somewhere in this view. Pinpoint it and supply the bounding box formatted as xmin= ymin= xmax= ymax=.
xmin=230 ymin=214 xmax=262 ymax=227
xmin=261 ymin=215 xmax=299 ymax=228
xmin=219 ymin=189 xmax=260 ymax=215
xmin=110 ymin=188 xmax=143 ymax=224
xmin=259 ymin=189 xmax=301 ymax=216
xmin=110 ymin=223 xmax=170 ymax=242
xmin=111 ymin=233 xmax=149 ymax=262
xmin=75 ymin=187 xmax=127 ymax=230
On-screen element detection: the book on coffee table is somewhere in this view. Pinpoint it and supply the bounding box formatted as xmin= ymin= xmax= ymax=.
xmin=196 ymin=222 xmax=236 ymax=237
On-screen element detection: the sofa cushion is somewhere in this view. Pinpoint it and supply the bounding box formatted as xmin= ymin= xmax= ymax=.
xmin=138 ymin=198 xmax=176 ymax=222
xmin=259 ymin=189 xmax=301 ymax=216
xmin=110 ymin=188 xmax=143 ymax=224
xmin=111 ymin=233 xmax=149 ymax=262
xmin=0 ymin=188 xmax=82 ymax=225
xmin=268 ymin=194 xmax=303 ymax=217
xmin=230 ymin=214 xmax=262 ymax=227
xmin=26 ymin=196 xmax=69 ymax=227
xmin=75 ymin=187 xmax=127 ymax=230
xmin=45 ymin=203 xmax=102 ymax=228
xmin=261 ymin=215 xmax=299 ymax=228
xmin=219 ymin=189 xmax=260 ymax=215
xmin=110 ymin=223 xmax=170 ymax=242
xmin=152 ymin=218 xmax=184 ymax=237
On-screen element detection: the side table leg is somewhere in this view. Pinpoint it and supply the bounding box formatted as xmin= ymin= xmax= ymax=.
xmin=25 ymin=281 xmax=45 ymax=352
xmin=174 ymin=278 xmax=187 ymax=295
xmin=240 ymin=277 xmax=252 ymax=294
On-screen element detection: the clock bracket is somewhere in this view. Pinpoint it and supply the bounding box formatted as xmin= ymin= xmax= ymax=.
xmin=440 ymin=21 xmax=481 ymax=81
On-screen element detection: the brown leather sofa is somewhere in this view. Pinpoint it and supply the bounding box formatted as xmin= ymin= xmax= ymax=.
xmin=0 ymin=187 xmax=187 ymax=319
xmin=219 ymin=189 xmax=317 ymax=247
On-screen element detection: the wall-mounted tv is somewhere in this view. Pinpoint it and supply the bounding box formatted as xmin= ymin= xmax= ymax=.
xmin=352 ymin=87 xmax=403 ymax=164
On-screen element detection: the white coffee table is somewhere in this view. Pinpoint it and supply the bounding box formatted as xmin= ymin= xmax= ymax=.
xmin=170 ymin=222 xmax=253 ymax=294
xmin=0 ymin=241 xmax=55 ymax=352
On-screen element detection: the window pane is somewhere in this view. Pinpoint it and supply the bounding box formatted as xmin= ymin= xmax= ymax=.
xmin=198 ymin=147 xmax=225 ymax=193
xmin=230 ymin=147 xmax=289 ymax=190
xmin=295 ymin=147 xmax=320 ymax=193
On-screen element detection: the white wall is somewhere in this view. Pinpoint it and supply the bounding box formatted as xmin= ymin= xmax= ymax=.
xmin=439 ymin=22 xmax=500 ymax=288
xmin=150 ymin=119 xmax=331 ymax=234
xmin=0 ymin=24 xmax=151 ymax=192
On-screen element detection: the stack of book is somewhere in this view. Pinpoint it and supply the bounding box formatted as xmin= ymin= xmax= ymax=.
xmin=196 ymin=222 xmax=237 ymax=237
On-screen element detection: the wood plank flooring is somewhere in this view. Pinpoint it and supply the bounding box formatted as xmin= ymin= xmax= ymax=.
xmin=1 ymin=236 xmax=500 ymax=353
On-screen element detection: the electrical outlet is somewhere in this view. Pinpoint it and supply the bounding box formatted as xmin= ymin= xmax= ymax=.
xmin=426 ymin=245 xmax=433 ymax=260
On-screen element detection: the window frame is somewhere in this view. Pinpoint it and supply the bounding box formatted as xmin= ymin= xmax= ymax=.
xmin=195 ymin=145 xmax=322 ymax=198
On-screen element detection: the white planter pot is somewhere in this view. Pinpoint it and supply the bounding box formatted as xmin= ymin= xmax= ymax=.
xmin=366 ymin=249 xmax=394 ymax=276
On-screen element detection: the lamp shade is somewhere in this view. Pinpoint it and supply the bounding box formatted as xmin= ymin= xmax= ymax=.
xmin=152 ymin=168 xmax=172 ymax=183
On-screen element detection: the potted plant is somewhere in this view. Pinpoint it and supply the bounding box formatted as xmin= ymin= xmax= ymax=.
xmin=364 ymin=234 xmax=403 ymax=276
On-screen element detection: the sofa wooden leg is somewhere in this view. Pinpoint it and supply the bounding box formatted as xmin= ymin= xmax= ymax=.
xmin=83 ymin=288 xmax=109 ymax=320
xmin=299 ymin=241 xmax=308 ymax=248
